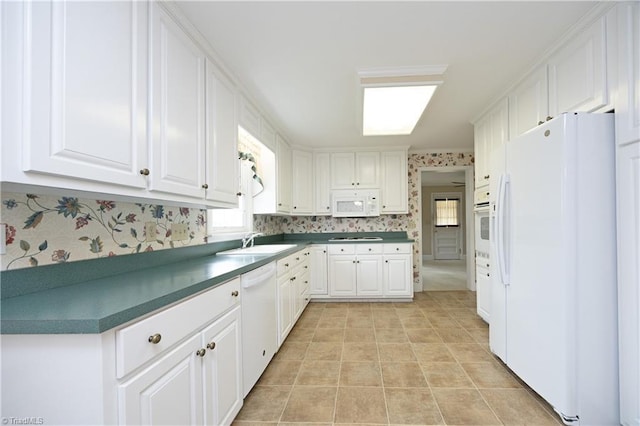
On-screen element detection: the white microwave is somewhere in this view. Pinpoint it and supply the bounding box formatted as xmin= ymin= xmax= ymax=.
xmin=331 ymin=189 xmax=380 ymax=217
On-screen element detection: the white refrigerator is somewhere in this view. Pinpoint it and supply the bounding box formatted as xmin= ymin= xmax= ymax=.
xmin=489 ymin=113 xmax=619 ymax=425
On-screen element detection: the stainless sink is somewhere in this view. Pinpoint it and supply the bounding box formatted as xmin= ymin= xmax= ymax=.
xmin=216 ymin=244 xmax=298 ymax=255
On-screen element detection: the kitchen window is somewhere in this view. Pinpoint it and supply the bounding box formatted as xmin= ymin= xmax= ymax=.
xmin=208 ymin=159 xmax=253 ymax=239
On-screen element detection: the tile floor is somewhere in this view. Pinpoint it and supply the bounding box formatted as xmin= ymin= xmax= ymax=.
xmin=233 ymin=291 xmax=562 ymax=425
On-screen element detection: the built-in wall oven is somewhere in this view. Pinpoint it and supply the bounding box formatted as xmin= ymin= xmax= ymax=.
xmin=474 ymin=198 xmax=491 ymax=323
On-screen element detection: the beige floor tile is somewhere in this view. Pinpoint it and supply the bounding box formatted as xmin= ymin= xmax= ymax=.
xmin=432 ymin=388 xmax=501 ymax=425
xmin=305 ymin=341 xmax=343 ymax=361
xmin=312 ymin=328 xmax=345 ymax=342
xmin=346 ymin=315 xmax=374 ymax=328
xmin=275 ymin=341 xmax=310 ymax=361
xmin=334 ymin=387 xmax=388 ymax=424
xmin=257 ymin=360 xmax=301 ymax=385
xmin=421 ymin=362 xmax=475 ymax=388
xmin=377 ymin=343 xmax=417 ymax=362
xmin=232 ymin=421 xmax=277 ymax=426
xmin=461 ymin=362 xmax=522 ymax=388
xmin=434 ymin=327 xmax=475 ymax=343
xmin=280 ymin=386 xmax=337 ymax=423
xmin=395 ymin=308 xmax=425 ymax=319
xmin=295 ymin=314 xmax=320 ymax=329
xmin=373 ymin=316 xmax=403 ymax=328
xmin=235 ymin=385 xmax=292 ymax=421
xmin=344 ymin=327 xmax=376 ymax=342
xmin=481 ymin=388 xmax=559 ymax=425
xmin=375 ymin=328 xmax=408 ymax=343
xmin=339 ymin=361 xmax=382 ymax=386
xmin=466 ymin=327 xmax=490 ymax=345
xmin=446 ymin=343 xmax=495 ymax=363
xmin=381 ymin=362 xmax=428 ymax=387
xmin=428 ymin=316 xmax=462 ymax=328
xmin=400 ymin=316 xmax=433 ymax=329
xmin=342 ymin=342 xmax=379 ymax=361
xmin=317 ymin=316 xmax=346 ymax=328
xmin=296 ymin=360 xmax=340 ymax=386
xmin=456 ymin=315 xmax=490 ymax=329
xmin=385 ymin=387 xmax=444 ymax=425
xmin=286 ymin=327 xmax=315 ymax=342
xmin=406 ymin=328 xmax=444 ymax=343
xmin=412 ymin=343 xmax=456 ymax=363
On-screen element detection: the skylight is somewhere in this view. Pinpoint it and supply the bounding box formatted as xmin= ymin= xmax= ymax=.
xmin=359 ymin=66 xmax=446 ymax=136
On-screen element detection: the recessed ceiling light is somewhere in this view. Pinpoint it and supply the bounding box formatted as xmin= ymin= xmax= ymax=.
xmin=358 ymin=66 xmax=446 ymax=136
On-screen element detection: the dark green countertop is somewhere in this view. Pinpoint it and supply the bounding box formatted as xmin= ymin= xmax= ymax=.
xmin=1 ymin=232 xmax=413 ymax=335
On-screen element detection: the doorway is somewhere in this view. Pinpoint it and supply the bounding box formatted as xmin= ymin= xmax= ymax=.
xmin=420 ymin=168 xmax=474 ymax=291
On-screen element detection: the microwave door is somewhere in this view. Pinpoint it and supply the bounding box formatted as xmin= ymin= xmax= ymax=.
xmin=335 ymin=199 xmax=365 ymax=217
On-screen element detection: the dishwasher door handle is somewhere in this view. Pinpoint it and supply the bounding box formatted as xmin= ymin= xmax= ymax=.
xmin=241 ymin=263 xmax=277 ymax=289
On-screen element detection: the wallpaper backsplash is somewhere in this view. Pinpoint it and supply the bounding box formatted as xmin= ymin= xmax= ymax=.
xmin=2 ymin=152 xmax=474 ymax=284
xmin=1 ymin=192 xmax=208 ymax=270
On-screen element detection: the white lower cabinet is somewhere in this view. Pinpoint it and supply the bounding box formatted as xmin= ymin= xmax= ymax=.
xmin=0 ymin=278 xmax=243 ymax=426
xmin=475 ymin=262 xmax=491 ymax=323
xmin=327 ymin=244 xmax=411 ymax=299
xmin=276 ymin=248 xmax=310 ymax=347
xmin=310 ymin=245 xmax=328 ymax=296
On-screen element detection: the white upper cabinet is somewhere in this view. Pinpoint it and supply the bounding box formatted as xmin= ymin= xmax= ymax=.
xmin=475 ymin=98 xmax=508 ymax=189
xmin=330 ymin=152 xmax=380 ymax=189
xmin=508 ymin=66 xmax=549 ymax=139
xmin=291 ymin=150 xmax=313 ymax=214
xmin=616 ymin=2 xmax=640 ymax=146
xmin=205 ymin=60 xmax=239 ymax=207
xmin=313 ymin=153 xmax=332 ymax=215
xmin=380 ymin=150 xmax=408 ymax=213
xmin=14 ymin=1 xmax=149 ymax=189
xmin=148 ymin=4 xmax=206 ymax=198
xmin=276 ymin=136 xmax=292 ymax=214
xmin=239 ymin=96 xmax=262 ymax=140
xmin=548 ymin=15 xmax=609 ymax=116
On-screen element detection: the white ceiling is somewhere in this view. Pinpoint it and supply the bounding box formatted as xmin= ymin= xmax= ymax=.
xmin=177 ymin=1 xmax=597 ymax=151
xmin=422 ymin=170 xmax=466 ymax=187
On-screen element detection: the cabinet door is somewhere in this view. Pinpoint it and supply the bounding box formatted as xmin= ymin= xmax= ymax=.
xmin=328 ymin=256 xmax=357 ymax=297
xmin=277 ymin=273 xmax=293 ymax=346
xmin=474 ymin=116 xmax=490 ymax=189
xmin=202 ymin=306 xmax=243 ymax=426
xmin=356 ymin=255 xmax=383 ymax=296
xmin=616 ymin=141 xmax=640 ymax=425
xmin=276 ymin=136 xmax=292 ymax=213
xmin=291 ymin=150 xmax=314 ymax=214
xmin=205 ymin=60 xmax=239 ymax=207
xmin=381 ymin=151 xmax=408 ymax=213
xmin=490 ymin=99 xmax=509 ymax=155
xmin=314 ymin=153 xmax=332 ymax=215
xmin=25 ymin=1 xmax=148 ymax=188
xmin=355 ymin=152 xmax=380 ymax=188
xmin=475 ymin=265 xmax=491 ymax=323
xmin=149 ymin=4 xmax=206 ymax=198
xmin=383 ymin=255 xmax=412 ymax=297
xmin=508 ymin=66 xmax=548 ymax=140
xmin=616 ymin=2 xmax=640 ymax=146
xmin=330 ymin=153 xmax=356 ymax=189
xmin=548 ymin=16 xmax=608 ymax=116
xmin=310 ymin=246 xmax=328 ymax=295
xmin=119 ymin=334 xmax=204 ymax=425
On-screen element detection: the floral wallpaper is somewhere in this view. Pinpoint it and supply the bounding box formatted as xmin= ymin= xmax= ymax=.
xmin=1 ymin=192 xmax=207 ymax=271
xmin=279 ymin=215 xmax=409 ymax=233
xmin=253 ymin=214 xmax=284 ymax=236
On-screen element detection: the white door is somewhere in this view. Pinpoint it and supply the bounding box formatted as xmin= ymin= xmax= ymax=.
xmin=432 ymin=194 xmax=462 ymax=260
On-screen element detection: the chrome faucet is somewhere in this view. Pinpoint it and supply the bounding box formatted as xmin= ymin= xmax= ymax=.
xmin=242 ymin=232 xmax=264 ymax=248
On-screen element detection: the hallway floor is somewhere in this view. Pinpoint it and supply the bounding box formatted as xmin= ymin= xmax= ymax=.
xmin=422 ymin=259 xmax=467 ymax=291
xmin=232 ymin=292 xmax=561 ymax=425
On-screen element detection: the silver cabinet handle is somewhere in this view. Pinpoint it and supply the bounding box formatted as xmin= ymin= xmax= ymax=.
xmin=196 ymin=349 xmax=206 ymax=357
xmin=207 ymin=341 xmax=216 ymax=350
xmin=148 ymin=333 xmax=162 ymax=344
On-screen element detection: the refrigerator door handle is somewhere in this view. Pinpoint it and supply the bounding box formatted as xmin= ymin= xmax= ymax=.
xmin=496 ymin=173 xmax=510 ymax=286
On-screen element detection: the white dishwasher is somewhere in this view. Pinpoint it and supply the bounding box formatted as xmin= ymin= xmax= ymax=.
xmin=240 ymin=261 xmax=278 ymax=397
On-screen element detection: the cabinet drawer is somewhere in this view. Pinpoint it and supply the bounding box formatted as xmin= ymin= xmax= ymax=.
xmin=328 ymin=244 xmax=355 ymax=255
xmin=116 ymin=277 xmax=240 ymax=378
xmin=383 ymin=243 xmax=411 ymax=254
xmin=277 ymin=254 xmax=295 ymax=276
xmin=356 ymin=244 xmax=383 ymax=255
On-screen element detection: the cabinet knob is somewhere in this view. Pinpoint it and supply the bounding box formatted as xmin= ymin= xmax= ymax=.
xmin=296 ymin=257 xmax=300 ymax=260
xmin=385 ymin=260 xmax=389 ymax=263
xmin=340 ymin=249 xmax=344 ymax=252
xmin=304 ymin=265 xmax=308 ymax=269
xmin=139 ymin=168 xmax=150 ymax=176
xmin=326 ymin=206 xmax=330 ymax=210
xmin=383 ymin=205 xmax=386 ymax=208
xmin=484 ymin=175 xmax=490 ymax=179
xmin=356 ymin=182 xmax=360 ymax=185
xmin=396 ymin=248 xmax=400 ymax=251
xmin=293 ymin=206 xmax=297 ymax=209
xmin=231 ymin=290 xmax=239 ymax=297
xmin=148 ymin=333 xmax=162 ymax=344
xmin=196 ymin=349 xmax=206 ymax=357
xmin=285 ymin=263 xmax=289 ymax=267
xmin=486 ymin=273 xmax=490 ymax=277
xmin=323 ymin=250 xmax=326 ymax=253
xmin=546 ymin=116 xmax=553 ymax=121
xmin=202 ymin=183 xmax=209 ymax=189
xmin=207 ymin=341 xmax=216 ymax=350
xmin=278 ymin=203 xmax=282 ymax=206
xmin=538 ymin=120 xmax=544 ymax=125
xmin=352 ymin=260 xmax=356 ymax=264
xmin=236 ymin=192 xmax=242 ymax=196
xmin=357 ymin=260 xmax=360 ymax=263
xmin=368 ymin=248 xmax=372 ymax=251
